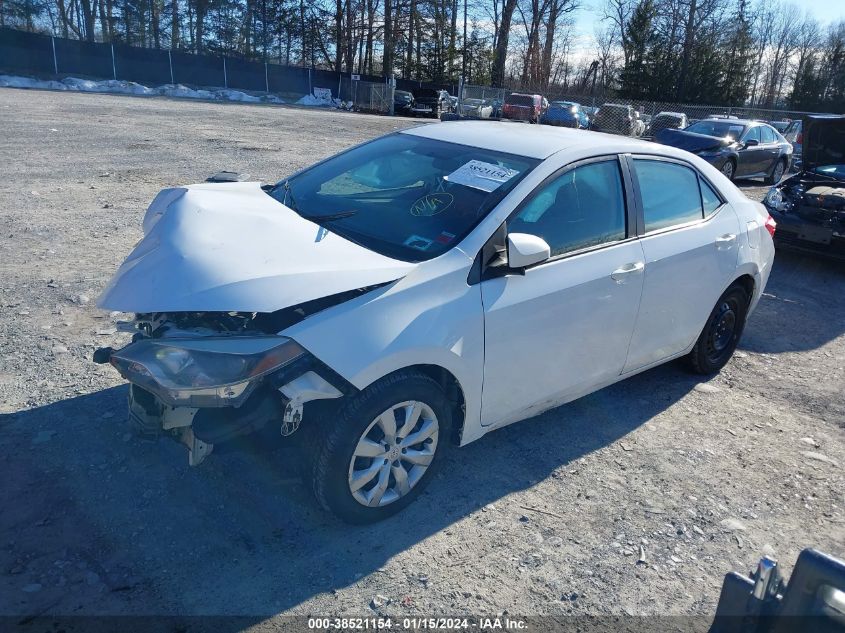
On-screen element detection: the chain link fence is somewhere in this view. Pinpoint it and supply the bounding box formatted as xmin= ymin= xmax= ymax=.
xmin=451 ymin=82 xmax=813 ymax=140
xmin=2 ymin=27 xmax=831 ymax=123
xmin=338 ymin=76 xmax=394 ymax=114
xmin=0 ymin=27 xmax=414 ymax=110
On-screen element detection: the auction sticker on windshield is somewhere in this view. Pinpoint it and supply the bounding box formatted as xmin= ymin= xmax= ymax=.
xmin=403 ymin=235 xmax=433 ymax=251
xmin=445 ymin=160 xmax=518 ymax=192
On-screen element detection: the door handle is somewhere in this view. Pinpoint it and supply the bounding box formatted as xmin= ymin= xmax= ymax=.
xmin=610 ymin=261 xmax=644 ymax=283
xmin=715 ymin=233 xmax=737 ymax=249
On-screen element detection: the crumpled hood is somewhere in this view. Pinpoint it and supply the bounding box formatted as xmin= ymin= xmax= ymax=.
xmin=656 ymin=128 xmax=734 ymax=153
xmin=98 ymin=181 xmax=416 ymax=313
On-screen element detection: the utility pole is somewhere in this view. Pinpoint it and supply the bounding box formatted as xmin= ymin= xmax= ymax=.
xmin=461 ymin=0 xmax=467 ymax=81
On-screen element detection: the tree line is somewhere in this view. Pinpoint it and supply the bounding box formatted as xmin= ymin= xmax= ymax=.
xmin=1 ymin=0 xmax=842 ymax=110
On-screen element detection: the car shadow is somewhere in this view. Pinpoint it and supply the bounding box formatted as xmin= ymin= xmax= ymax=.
xmin=1 ymin=358 xmax=698 ymax=618
xmin=4 ymin=251 xmax=840 ymax=620
xmin=739 ymin=250 xmax=845 ymax=354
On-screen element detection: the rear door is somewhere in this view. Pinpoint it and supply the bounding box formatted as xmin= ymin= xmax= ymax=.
xmin=622 ymin=156 xmax=741 ymax=372
xmin=759 ymin=125 xmax=781 ymax=173
xmin=480 ymin=156 xmax=645 ymax=427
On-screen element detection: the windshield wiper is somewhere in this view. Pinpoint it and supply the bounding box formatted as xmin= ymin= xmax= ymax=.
xmin=302 ymin=210 xmax=358 ymax=222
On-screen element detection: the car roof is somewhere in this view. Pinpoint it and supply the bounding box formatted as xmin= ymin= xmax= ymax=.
xmin=400 ymin=120 xmax=687 ymax=160
xmin=703 ymin=118 xmax=758 ymax=126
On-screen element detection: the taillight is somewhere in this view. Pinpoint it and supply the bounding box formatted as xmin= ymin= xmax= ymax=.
xmin=764 ymin=214 xmax=777 ymax=237
xmin=796 ymin=132 xmax=802 ymax=144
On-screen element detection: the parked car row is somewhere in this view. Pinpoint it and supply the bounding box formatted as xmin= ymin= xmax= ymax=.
xmin=396 ymin=92 xmax=805 ymax=188
xmin=393 ymin=89 xmax=501 ymax=119
xmin=393 ymin=88 xmax=455 ymax=118
xmin=494 ymin=98 xmax=795 ymax=186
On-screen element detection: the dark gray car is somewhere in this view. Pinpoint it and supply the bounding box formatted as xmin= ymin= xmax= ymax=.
xmin=656 ymin=119 xmax=793 ymax=183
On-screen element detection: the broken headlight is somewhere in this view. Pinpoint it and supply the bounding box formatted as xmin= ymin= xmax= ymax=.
xmin=764 ymin=187 xmax=791 ymax=213
xmin=110 ymin=336 xmax=305 ymax=407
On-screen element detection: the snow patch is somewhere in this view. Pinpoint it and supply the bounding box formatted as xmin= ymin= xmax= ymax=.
xmin=296 ymin=93 xmax=340 ymax=107
xmin=0 ymin=75 xmax=69 ymax=91
xmin=0 ymin=74 xmax=287 ymax=105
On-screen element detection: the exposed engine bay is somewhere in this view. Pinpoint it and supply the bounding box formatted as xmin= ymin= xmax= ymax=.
xmin=96 ymin=289 xmax=376 ymax=466
xmin=766 ymin=173 xmax=845 ymax=255
xmin=773 ymin=179 xmax=845 ymax=230
xmin=131 ymin=284 xmax=383 ymax=339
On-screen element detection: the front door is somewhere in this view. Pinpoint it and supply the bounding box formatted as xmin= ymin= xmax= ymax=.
xmin=623 ymin=157 xmax=741 ymax=372
xmin=480 ymin=157 xmax=645 ymax=428
xmin=737 ymin=126 xmax=765 ymax=177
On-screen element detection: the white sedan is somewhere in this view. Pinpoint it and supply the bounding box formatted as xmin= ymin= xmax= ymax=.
xmin=96 ymin=121 xmax=776 ymax=523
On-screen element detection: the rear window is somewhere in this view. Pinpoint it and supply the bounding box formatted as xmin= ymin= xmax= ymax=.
xmin=686 ymin=120 xmax=746 ymax=139
xmin=506 ymin=94 xmax=534 ymax=106
xmin=760 ymin=126 xmax=777 ymax=143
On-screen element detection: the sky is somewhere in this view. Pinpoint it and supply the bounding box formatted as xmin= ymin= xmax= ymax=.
xmin=570 ymin=0 xmax=845 ymax=57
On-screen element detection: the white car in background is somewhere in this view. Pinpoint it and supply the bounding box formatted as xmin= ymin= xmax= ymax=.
xmin=95 ymin=122 xmax=776 ymax=523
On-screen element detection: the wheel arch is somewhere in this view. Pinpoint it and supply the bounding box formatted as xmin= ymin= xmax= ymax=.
xmin=361 ymin=364 xmax=467 ymax=446
xmin=730 ymin=273 xmax=756 ymax=305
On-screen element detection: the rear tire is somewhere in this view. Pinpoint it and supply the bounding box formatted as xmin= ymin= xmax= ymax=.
xmin=686 ymin=284 xmax=750 ymax=375
xmin=765 ymin=159 xmax=786 ymax=185
xmin=305 ymin=370 xmax=450 ymax=524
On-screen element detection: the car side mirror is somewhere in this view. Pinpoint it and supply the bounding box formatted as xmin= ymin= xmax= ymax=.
xmin=507 ymin=233 xmax=551 ymax=269
xmin=744 ymin=139 xmax=759 ymax=148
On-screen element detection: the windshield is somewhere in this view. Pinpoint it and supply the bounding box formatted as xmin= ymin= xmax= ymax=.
xmin=685 ymin=120 xmax=746 ymax=140
xmin=654 ymin=114 xmax=681 ymax=124
xmin=270 ymin=134 xmax=539 ymax=262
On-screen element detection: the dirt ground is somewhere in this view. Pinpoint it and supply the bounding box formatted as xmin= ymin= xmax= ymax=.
xmin=0 ymin=88 xmax=843 ymax=627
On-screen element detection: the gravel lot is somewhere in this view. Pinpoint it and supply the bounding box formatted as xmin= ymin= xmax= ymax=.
xmin=0 ymin=88 xmax=843 ymax=626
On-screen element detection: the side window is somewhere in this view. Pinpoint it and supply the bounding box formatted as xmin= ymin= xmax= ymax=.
xmin=633 ymin=159 xmax=703 ymax=232
xmin=700 ymin=178 xmax=722 ymax=215
xmin=760 ymin=126 xmax=776 ymax=143
xmin=743 ymin=126 xmax=761 ymax=143
xmin=510 ymin=159 xmax=626 ymax=257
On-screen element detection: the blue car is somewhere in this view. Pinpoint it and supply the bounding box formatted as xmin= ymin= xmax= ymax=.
xmin=541 ymin=101 xmax=589 ymax=128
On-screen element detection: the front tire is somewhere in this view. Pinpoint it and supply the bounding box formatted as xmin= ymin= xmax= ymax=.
xmin=687 ymin=284 xmax=750 ymax=374
xmin=306 ymin=370 xmax=450 ymax=524
xmin=720 ymin=159 xmax=736 ymax=181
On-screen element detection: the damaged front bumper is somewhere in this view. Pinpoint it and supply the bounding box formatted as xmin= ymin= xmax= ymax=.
xmin=98 ymin=336 xmax=352 ymax=465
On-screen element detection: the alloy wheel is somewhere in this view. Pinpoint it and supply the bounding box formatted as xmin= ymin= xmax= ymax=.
xmin=721 ymin=161 xmax=735 ymax=180
xmin=347 ymin=401 xmax=439 ymax=507
xmin=772 ymin=161 xmax=784 ymax=183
